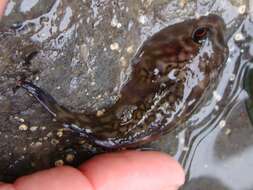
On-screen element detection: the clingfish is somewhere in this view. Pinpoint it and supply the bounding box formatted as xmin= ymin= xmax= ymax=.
xmin=18 ymin=14 xmax=228 ymax=149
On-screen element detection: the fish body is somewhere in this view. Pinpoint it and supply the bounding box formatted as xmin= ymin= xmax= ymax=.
xmin=19 ymin=14 xmax=228 ymax=149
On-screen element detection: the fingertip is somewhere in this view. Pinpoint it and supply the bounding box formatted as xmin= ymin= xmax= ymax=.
xmin=14 ymin=166 xmax=93 ymax=190
xmin=0 ymin=0 xmax=8 ymax=17
xmin=0 ymin=183 xmax=16 ymax=190
xmin=114 ymin=151 xmax=185 ymax=187
xmin=79 ymin=150 xmax=185 ymax=190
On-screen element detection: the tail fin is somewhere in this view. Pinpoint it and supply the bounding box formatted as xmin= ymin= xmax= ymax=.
xmin=16 ymin=80 xmax=139 ymax=149
xmin=17 ymin=80 xmax=70 ymax=119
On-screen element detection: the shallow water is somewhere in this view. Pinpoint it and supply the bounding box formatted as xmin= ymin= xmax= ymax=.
xmin=0 ymin=0 xmax=253 ymax=188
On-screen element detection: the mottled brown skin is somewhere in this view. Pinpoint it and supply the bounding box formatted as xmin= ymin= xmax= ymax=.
xmin=19 ymin=14 xmax=228 ymax=149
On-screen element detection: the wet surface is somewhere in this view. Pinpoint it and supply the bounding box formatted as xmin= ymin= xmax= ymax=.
xmin=17 ymin=14 xmax=229 ymax=149
xmin=0 ymin=0 xmax=253 ymax=189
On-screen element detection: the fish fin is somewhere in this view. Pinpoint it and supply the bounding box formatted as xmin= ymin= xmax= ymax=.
xmin=17 ymin=80 xmax=69 ymax=119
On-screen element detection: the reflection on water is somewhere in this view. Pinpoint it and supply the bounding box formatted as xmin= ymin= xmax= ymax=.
xmin=0 ymin=0 xmax=253 ymax=188
xmin=173 ymin=1 xmax=253 ymax=189
xmin=182 ymin=176 xmax=230 ymax=190
xmin=182 ymin=103 xmax=253 ymax=190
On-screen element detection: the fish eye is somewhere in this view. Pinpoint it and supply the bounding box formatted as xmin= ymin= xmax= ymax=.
xmin=192 ymin=27 xmax=209 ymax=44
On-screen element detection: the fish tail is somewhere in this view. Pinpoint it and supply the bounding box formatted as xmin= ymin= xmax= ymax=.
xmin=16 ymin=80 xmax=127 ymax=149
xmin=17 ymin=80 xmax=70 ymax=119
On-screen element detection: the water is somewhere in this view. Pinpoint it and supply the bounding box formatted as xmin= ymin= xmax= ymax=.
xmin=0 ymin=0 xmax=253 ymax=188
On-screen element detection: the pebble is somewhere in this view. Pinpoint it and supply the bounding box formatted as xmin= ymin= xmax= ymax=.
xmin=34 ymin=141 xmax=42 ymax=147
xmin=195 ymin=12 xmax=201 ymax=19
xmin=51 ymin=139 xmax=60 ymax=145
xmin=229 ymin=74 xmax=235 ymax=81
xmin=238 ymin=5 xmax=246 ymax=14
xmin=182 ymin=146 xmax=189 ymax=151
xmin=19 ymin=124 xmax=28 ymax=131
xmin=110 ymin=42 xmax=119 ymax=50
xmin=126 ymin=46 xmax=134 ymax=54
xmin=55 ymin=160 xmax=64 ymax=167
xmin=120 ymin=57 xmax=127 ymax=67
xmin=91 ymin=81 xmax=96 ymax=86
xmin=14 ymin=116 xmax=25 ymax=123
xmin=178 ymin=136 xmax=185 ymax=145
xmin=30 ymin=126 xmax=38 ymax=132
xmin=30 ymin=141 xmax=42 ymax=148
xmin=138 ymin=15 xmax=148 ymax=24
xmin=219 ymin=120 xmax=226 ymax=128
xmin=96 ymin=109 xmax=105 ymax=117
xmin=179 ymin=0 xmax=187 ymax=8
xmin=47 ymin=132 xmax=53 ymax=137
xmin=225 ymin=128 xmax=232 ymax=135
xmin=57 ymin=131 xmax=63 ymax=137
xmin=111 ymin=16 xmax=122 ymax=28
xmin=153 ymin=68 xmax=159 ymax=75
xmin=41 ymin=126 xmax=47 ymax=130
xmin=213 ymin=91 xmax=222 ymax=102
xmin=234 ymin=33 xmax=245 ymax=42
xmin=79 ymin=140 xmax=86 ymax=144
xmin=141 ymin=0 xmax=153 ymax=7
xmin=65 ymin=154 xmax=75 ymax=162
xmin=96 ymin=94 xmax=102 ymax=99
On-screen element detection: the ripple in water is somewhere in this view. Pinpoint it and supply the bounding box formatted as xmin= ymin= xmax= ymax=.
xmin=168 ymin=1 xmax=253 ymax=189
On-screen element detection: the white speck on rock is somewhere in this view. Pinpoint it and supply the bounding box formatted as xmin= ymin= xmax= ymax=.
xmin=179 ymin=0 xmax=187 ymax=8
xmin=126 ymin=46 xmax=134 ymax=54
xmin=182 ymin=146 xmax=189 ymax=151
xmin=111 ymin=15 xmax=121 ymax=28
xmin=15 ymin=116 xmax=25 ymax=123
xmin=229 ymin=74 xmax=235 ymax=81
xmin=238 ymin=5 xmax=246 ymax=14
xmin=179 ymin=136 xmax=185 ymax=145
xmin=70 ymin=77 xmax=79 ymax=91
xmin=234 ymin=33 xmax=245 ymax=42
xmin=19 ymin=124 xmax=28 ymax=131
xmin=66 ymin=154 xmax=75 ymax=162
xmin=153 ymin=68 xmax=159 ymax=75
xmin=168 ymin=69 xmax=177 ymax=80
xmin=57 ymin=131 xmax=63 ymax=137
xmin=138 ymin=15 xmax=148 ymax=24
xmin=55 ymin=160 xmax=64 ymax=167
xmin=110 ymin=42 xmax=119 ymax=50
xmin=195 ymin=12 xmax=201 ymax=19
xmin=34 ymin=141 xmax=42 ymax=147
xmin=30 ymin=126 xmax=38 ymax=132
xmin=96 ymin=109 xmax=105 ymax=117
xmin=213 ymin=91 xmax=222 ymax=102
xmin=225 ymin=128 xmax=231 ymax=135
xmin=219 ymin=120 xmax=226 ymax=128
xmin=120 ymin=57 xmax=127 ymax=67
xmin=41 ymin=126 xmax=47 ymax=130
xmin=80 ymin=43 xmax=89 ymax=62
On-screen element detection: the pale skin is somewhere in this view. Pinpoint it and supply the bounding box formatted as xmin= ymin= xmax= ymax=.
xmin=0 ymin=1 xmax=185 ymax=190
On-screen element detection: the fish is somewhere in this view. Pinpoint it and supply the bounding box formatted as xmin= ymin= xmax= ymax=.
xmin=17 ymin=14 xmax=228 ymax=149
